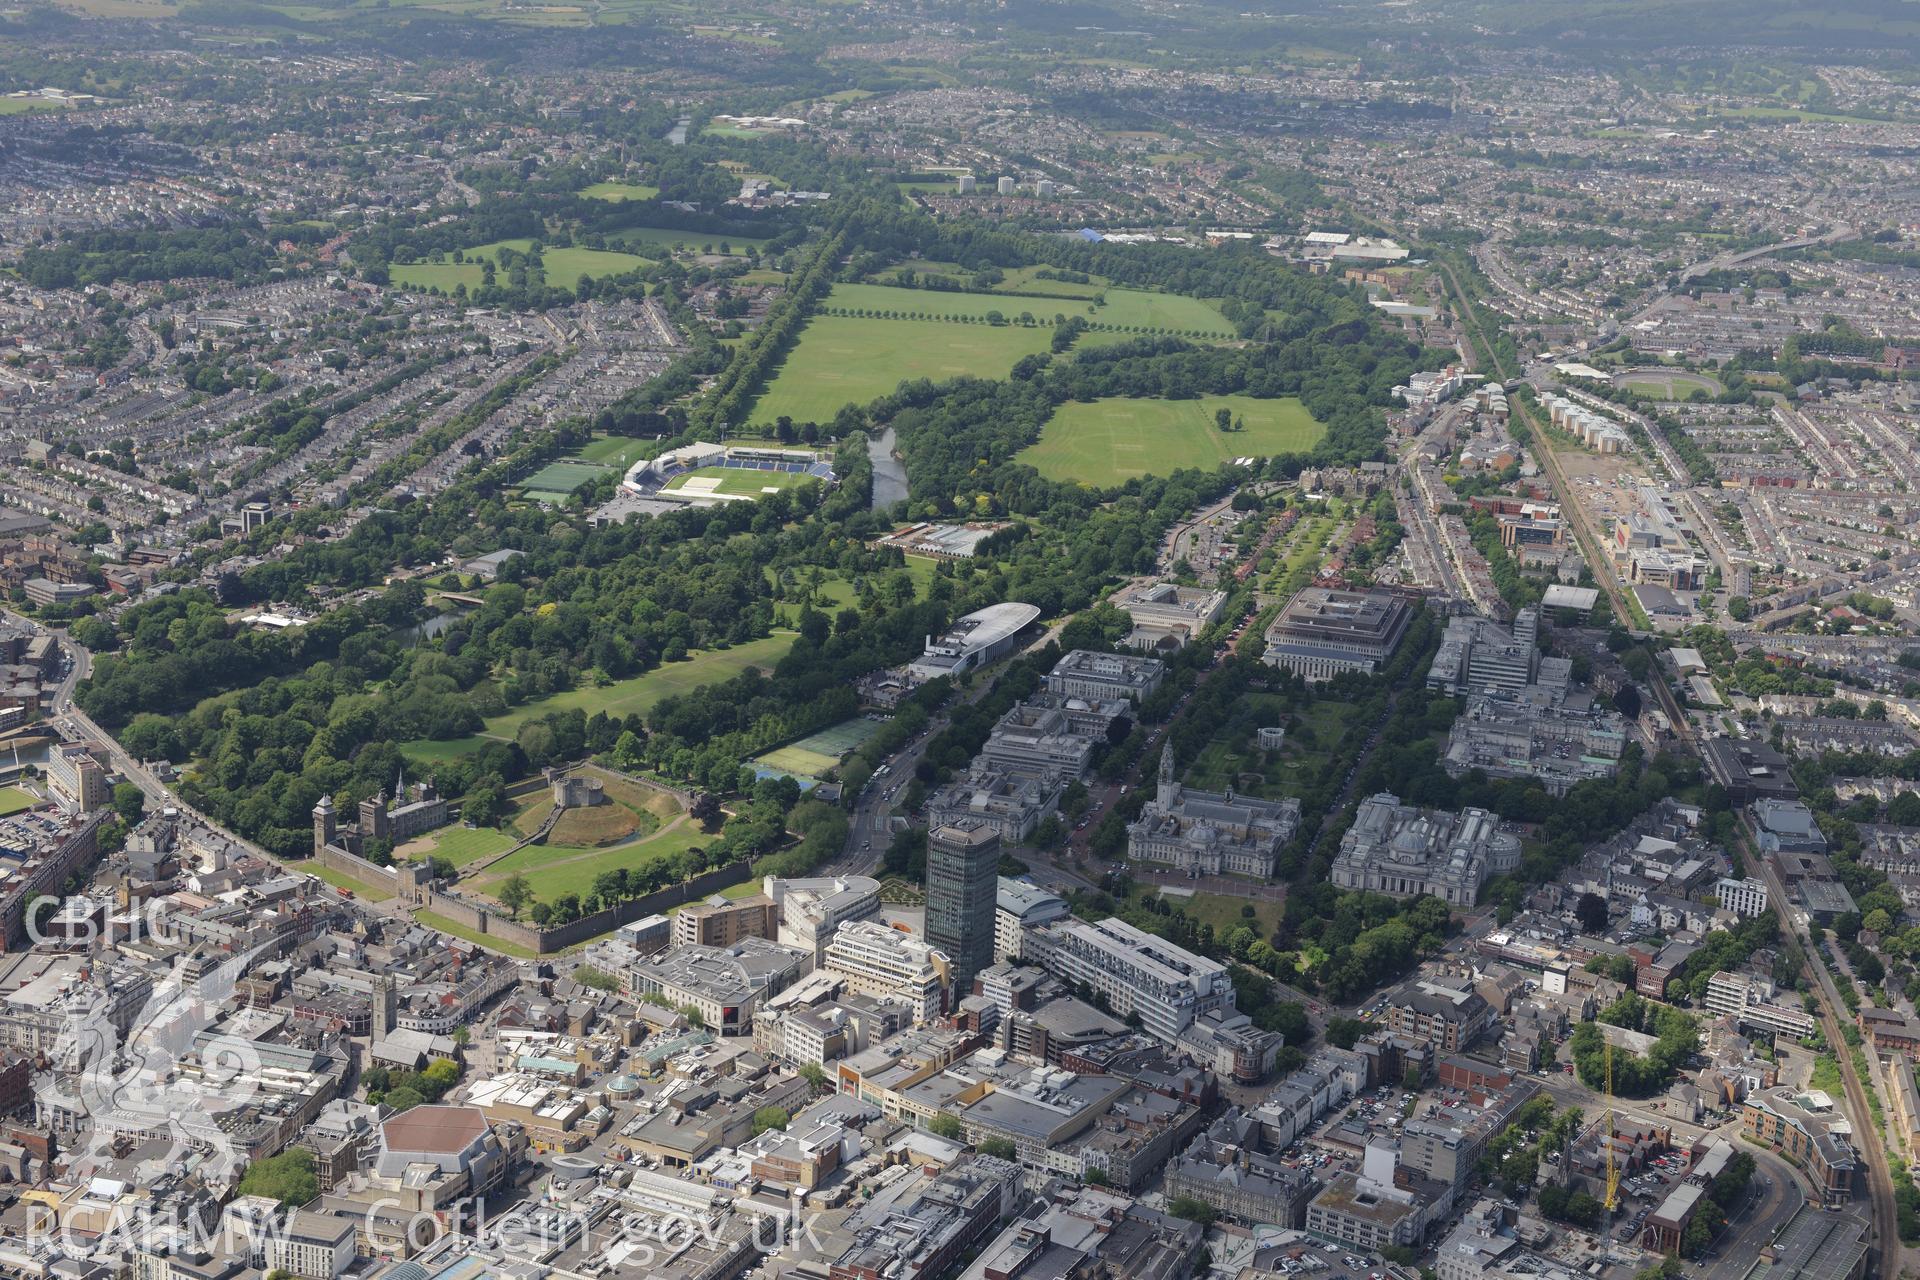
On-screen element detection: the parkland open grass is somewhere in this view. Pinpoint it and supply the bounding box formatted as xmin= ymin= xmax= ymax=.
xmin=389 ymin=240 xmax=650 ymax=293
xmin=1016 ymin=394 xmax=1324 ymax=485
xmin=824 ymin=282 xmax=1233 ymax=335
xmin=478 ymin=633 xmax=798 ymax=739
xmin=749 ymin=314 xmax=1051 ymax=424
xmin=608 ymin=226 xmax=771 ymax=255
xmin=389 ymin=261 xmax=485 ymax=292
xmin=401 ymin=635 xmax=798 ymax=760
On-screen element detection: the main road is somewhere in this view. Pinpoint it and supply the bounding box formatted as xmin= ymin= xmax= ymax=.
xmin=825 ymin=616 xmax=1069 ymax=875
xmin=13 ymin=611 xmax=278 ymax=861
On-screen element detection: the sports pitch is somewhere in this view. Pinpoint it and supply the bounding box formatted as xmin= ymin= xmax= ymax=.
xmin=750 ymin=314 xmax=1052 ymax=424
xmin=521 ymin=460 xmax=610 ymax=494
xmin=663 ymin=466 xmax=816 ymax=497
xmin=754 ymin=717 xmax=883 ymax=778
xmin=1017 ymin=395 xmax=1324 ymax=485
xmin=580 ymin=181 xmax=660 ymax=201
xmin=575 ymin=435 xmax=653 ymax=468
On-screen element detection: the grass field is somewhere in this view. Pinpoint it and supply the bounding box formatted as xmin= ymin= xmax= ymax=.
xmin=823 ymin=282 xmax=1232 ymax=336
xmin=580 ymin=181 xmax=660 ymax=201
xmin=826 ymin=282 xmax=1072 ymax=321
xmin=521 ymin=460 xmax=611 ymax=493
xmin=0 ymin=98 xmax=69 ymax=115
xmin=753 ymin=717 xmax=883 ymax=779
xmin=596 ymin=772 xmax=685 ymax=821
xmin=307 ymin=862 xmax=394 ymax=901
xmin=510 ymin=244 xmax=649 ymax=285
xmin=989 ymin=265 xmax=1109 ymax=299
xmin=1614 ymin=369 xmax=1725 ymax=400
xmin=1017 ymin=395 xmax=1324 ymax=486
xmin=479 ymin=634 xmax=797 ymax=739
xmin=463 ymin=770 xmax=694 ymax=908
xmin=405 ymin=824 xmax=517 ymax=866
xmin=608 ymin=226 xmax=770 ymax=255
xmin=473 ymin=821 xmax=710 ymax=904
xmin=390 ymin=261 xmax=484 ymax=292
xmin=1098 ymin=287 xmax=1234 ymax=334
xmin=663 ymin=466 xmax=816 ymax=497
xmin=1130 ymin=884 xmax=1284 ymax=936
xmin=665 ymin=876 xmax=764 ymax=915
xmin=750 ymin=314 xmax=1051 ymax=424
xmin=575 ymin=435 xmax=653 ymax=469
xmin=391 ymin=241 xmax=650 ymax=293
xmin=0 ymin=787 xmax=37 ymax=817
xmin=755 ymin=744 xmax=843 ymax=777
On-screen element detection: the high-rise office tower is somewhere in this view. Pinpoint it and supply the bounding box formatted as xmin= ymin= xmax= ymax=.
xmin=925 ymin=821 xmax=999 ymax=997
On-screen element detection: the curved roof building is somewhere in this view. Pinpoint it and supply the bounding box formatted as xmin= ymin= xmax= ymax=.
xmin=908 ymin=602 xmax=1041 ymax=682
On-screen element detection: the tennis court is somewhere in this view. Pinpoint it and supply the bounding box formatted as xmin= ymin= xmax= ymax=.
xmin=521 ymin=460 xmax=610 ymax=493
xmin=752 ymin=717 xmax=884 ymax=779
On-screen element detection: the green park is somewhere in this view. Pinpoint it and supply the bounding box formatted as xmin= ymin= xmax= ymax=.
xmin=1016 ymin=394 xmax=1324 ymax=486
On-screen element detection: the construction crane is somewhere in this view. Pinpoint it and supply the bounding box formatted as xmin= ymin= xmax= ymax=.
xmin=1603 ymin=1037 xmax=1619 ymax=1212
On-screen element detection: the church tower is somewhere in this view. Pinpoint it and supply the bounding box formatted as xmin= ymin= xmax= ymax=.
xmin=372 ymin=973 xmax=396 ymax=1040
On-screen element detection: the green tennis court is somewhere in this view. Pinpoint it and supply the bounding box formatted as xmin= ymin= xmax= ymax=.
xmin=799 ymin=718 xmax=884 ymax=756
xmin=753 ymin=717 xmax=884 ymax=778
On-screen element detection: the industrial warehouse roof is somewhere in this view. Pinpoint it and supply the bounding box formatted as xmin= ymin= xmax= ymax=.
xmin=1542 ymin=584 xmax=1600 ymax=610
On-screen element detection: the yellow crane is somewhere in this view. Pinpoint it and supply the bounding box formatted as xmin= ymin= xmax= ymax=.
xmin=1603 ymin=1038 xmax=1620 ymax=1214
